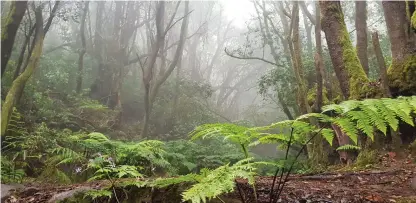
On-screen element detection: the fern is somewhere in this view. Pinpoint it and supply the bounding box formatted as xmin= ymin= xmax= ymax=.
xmin=150 ymin=173 xmax=199 ymax=188
xmin=83 ymin=189 xmax=112 ymax=200
xmin=319 ymin=128 xmax=335 ymax=146
xmin=181 ymin=158 xmax=257 ymax=203
xmin=336 ymin=145 xmax=361 ymax=151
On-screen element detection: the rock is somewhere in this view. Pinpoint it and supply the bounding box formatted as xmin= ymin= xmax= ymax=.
xmin=47 ymin=186 xmax=91 ymax=203
xmin=1 ymin=184 xmax=24 ymax=202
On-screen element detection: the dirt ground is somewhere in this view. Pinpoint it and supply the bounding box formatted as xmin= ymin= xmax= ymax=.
xmin=2 ymin=153 xmax=416 ymax=203
xmin=232 ymin=154 xmax=416 ymax=203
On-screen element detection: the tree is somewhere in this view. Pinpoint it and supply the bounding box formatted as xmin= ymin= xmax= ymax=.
xmin=320 ymin=1 xmax=370 ymax=100
xmin=1 ymin=1 xmax=28 ymax=77
xmin=355 ymin=1 xmax=369 ymax=76
xmin=371 ymin=32 xmax=391 ymax=97
xmin=320 ymin=0 xmax=373 ymax=163
xmin=75 ymin=1 xmax=89 ymax=94
xmin=140 ymin=2 xmax=190 ymax=138
xmin=382 ymin=1 xmax=416 ymax=96
xmin=1 ymin=5 xmax=44 ymax=136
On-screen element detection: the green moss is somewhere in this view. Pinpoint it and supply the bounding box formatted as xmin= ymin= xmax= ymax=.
xmin=1 ymin=31 xmax=44 ymax=136
xmin=307 ymin=84 xmax=330 ymax=106
xmin=1 ymin=2 xmax=16 ymax=41
xmin=355 ymin=150 xmax=378 ymax=168
xmin=338 ymin=15 xmax=370 ymax=99
xmin=387 ymin=55 xmax=416 ymax=96
xmin=412 ymin=10 xmax=416 ymax=30
xmin=396 ymin=197 xmax=416 ymax=203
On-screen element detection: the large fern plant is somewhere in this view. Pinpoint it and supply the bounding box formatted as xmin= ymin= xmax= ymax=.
xmin=191 ymin=96 xmax=416 ymax=151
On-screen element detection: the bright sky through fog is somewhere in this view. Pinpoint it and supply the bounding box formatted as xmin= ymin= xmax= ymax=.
xmin=220 ymin=0 xmax=254 ymax=28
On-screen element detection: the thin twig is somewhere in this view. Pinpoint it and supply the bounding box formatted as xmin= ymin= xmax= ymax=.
xmin=274 ymin=128 xmax=324 ymax=202
xmin=236 ymin=180 xmax=246 ymax=203
xmin=270 ymin=127 xmax=293 ymax=203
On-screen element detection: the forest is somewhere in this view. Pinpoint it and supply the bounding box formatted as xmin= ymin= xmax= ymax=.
xmin=1 ymin=0 xmax=416 ymax=202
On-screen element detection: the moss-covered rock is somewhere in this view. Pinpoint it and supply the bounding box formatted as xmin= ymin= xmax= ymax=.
xmin=387 ymin=55 xmax=416 ymax=96
xmin=355 ymin=150 xmax=378 ymax=167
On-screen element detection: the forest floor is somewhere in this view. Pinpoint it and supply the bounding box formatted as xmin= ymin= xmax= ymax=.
xmin=233 ymin=153 xmax=416 ymax=203
xmin=2 ymin=153 xmax=416 ymax=203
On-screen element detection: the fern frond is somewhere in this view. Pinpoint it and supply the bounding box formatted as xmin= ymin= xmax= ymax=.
xmin=333 ymin=118 xmax=359 ymax=144
xmin=322 ymin=103 xmax=343 ymax=114
xmin=319 ymin=128 xmax=335 ymax=146
xmin=296 ymin=113 xmax=333 ymax=123
xmin=257 ymin=134 xmax=289 ymax=144
xmin=182 ymin=158 xmax=257 ymax=203
xmin=84 ymin=189 xmax=112 ymax=200
xmin=346 ymin=111 xmax=374 ymax=140
xmin=382 ymin=98 xmax=414 ymax=127
xmin=360 ymin=101 xmax=387 ymax=135
xmin=339 ymin=100 xmax=361 ymax=113
xmin=336 ymin=145 xmax=361 ymax=151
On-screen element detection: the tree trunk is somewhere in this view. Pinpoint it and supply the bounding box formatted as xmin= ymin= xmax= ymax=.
xmin=1 ymin=1 xmax=27 ymax=77
xmin=76 ymin=1 xmax=89 ymax=94
xmin=147 ymin=1 xmax=189 ymax=132
xmin=291 ymin=2 xmax=310 ymax=115
xmin=277 ymin=93 xmax=294 ymax=120
xmin=314 ymin=1 xmax=324 ymax=113
xmin=320 ymin=1 xmax=371 ymax=163
xmin=371 ymin=32 xmax=391 ymax=97
xmin=320 ymin=0 xmax=369 ymax=100
xmin=140 ymin=2 xmax=166 ymax=138
xmin=355 ymin=1 xmax=369 ymax=76
xmin=13 ymin=26 xmax=35 ymax=80
xmin=1 ymin=7 xmax=44 ymax=136
xmin=382 ymin=1 xmax=416 ymax=96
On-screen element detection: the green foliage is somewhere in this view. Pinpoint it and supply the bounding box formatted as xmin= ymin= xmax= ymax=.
xmin=355 ymin=150 xmax=378 ymax=167
xmin=87 ymin=155 xmax=143 ymax=182
xmin=190 ymin=123 xmax=263 ymax=158
xmin=193 ymin=96 xmax=416 ymax=158
xmin=83 ymin=189 xmax=112 ymax=200
xmin=1 ymin=156 xmax=26 ymax=183
xmin=387 ymin=55 xmax=416 ymax=96
xmin=336 ymin=144 xmax=361 ymax=151
xmin=181 ymin=158 xmax=257 ymax=203
xmin=164 ymin=139 xmax=243 ymax=175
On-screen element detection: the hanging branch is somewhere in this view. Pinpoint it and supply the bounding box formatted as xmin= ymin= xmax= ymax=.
xmin=224 ymin=48 xmax=280 ymax=66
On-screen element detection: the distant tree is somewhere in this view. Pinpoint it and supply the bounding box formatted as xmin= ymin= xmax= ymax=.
xmin=2 ymin=5 xmax=44 ymax=136
xmin=1 ymin=1 xmax=28 ymax=77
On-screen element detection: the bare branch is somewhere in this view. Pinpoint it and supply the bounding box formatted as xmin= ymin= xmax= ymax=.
xmin=164 ymin=1 xmax=181 ymax=34
xmin=224 ymin=48 xmax=280 ymax=66
xmin=299 ymin=1 xmax=316 ymax=25
xmin=164 ymin=9 xmax=194 ymax=35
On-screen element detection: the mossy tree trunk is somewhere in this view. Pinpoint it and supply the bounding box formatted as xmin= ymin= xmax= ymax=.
xmin=320 ymin=1 xmax=372 ymax=163
xmin=1 ymin=7 xmax=44 ymax=136
xmin=290 ymin=1 xmax=311 ymax=115
xmin=382 ymin=1 xmax=416 ymax=96
xmin=320 ymin=1 xmax=370 ymax=100
xmin=1 ymin=1 xmax=27 ymax=77
xmin=355 ymin=1 xmax=369 ymax=76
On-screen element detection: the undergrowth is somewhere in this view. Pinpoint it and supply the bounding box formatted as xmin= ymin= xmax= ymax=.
xmin=1 ymin=96 xmax=416 ymax=202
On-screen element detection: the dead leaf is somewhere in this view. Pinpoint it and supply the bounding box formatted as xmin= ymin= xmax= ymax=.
xmin=365 ymin=194 xmax=383 ymax=202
